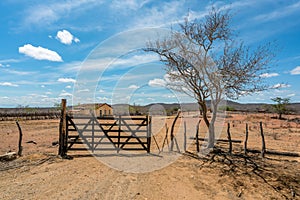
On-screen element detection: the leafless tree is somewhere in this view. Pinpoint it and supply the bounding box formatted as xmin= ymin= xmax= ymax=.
xmin=146 ymin=8 xmax=275 ymax=148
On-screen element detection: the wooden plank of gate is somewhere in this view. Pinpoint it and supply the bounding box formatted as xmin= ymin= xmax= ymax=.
xmin=66 ymin=115 xmax=151 ymax=153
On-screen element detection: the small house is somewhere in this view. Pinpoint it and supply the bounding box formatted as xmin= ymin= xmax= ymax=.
xmin=96 ymin=103 xmax=113 ymax=117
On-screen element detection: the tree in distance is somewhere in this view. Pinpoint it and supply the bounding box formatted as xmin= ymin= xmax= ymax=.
xmin=271 ymin=97 xmax=290 ymax=120
xmin=146 ymin=8 xmax=275 ymax=148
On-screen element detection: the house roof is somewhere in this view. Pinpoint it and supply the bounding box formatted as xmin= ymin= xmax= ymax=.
xmin=97 ymin=103 xmax=112 ymax=109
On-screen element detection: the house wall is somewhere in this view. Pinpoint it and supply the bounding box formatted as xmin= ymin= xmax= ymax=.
xmin=96 ymin=104 xmax=113 ymax=117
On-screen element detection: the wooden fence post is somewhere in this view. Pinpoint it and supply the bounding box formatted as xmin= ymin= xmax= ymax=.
xmin=58 ymin=118 xmax=62 ymax=155
xmin=244 ymin=123 xmax=249 ymax=155
xmin=118 ymin=115 xmax=121 ymax=153
xmin=59 ymin=99 xmax=67 ymax=157
xmin=184 ymin=121 xmax=187 ymax=152
xmin=260 ymin=121 xmax=266 ymax=158
xmin=16 ymin=121 xmax=23 ymax=156
xmin=195 ymin=119 xmax=201 ymax=153
xmin=161 ymin=123 xmax=169 ymax=151
xmin=92 ymin=116 xmax=95 ymax=153
xmin=227 ymin=122 xmax=232 ymax=154
xmin=147 ymin=115 xmax=152 ymax=153
xmin=170 ymin=111 xmax=181 ymax=151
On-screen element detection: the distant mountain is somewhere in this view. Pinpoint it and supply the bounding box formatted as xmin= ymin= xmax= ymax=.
xmin=1 ymin=101 xmax=299 ymax=115
xmin=0 ymin=107 xmax=58 ymax=113
xmin=112 ymin=101 xmax=300 ymax=115
xmin=225 ymin=101 xmax=300 ymax=114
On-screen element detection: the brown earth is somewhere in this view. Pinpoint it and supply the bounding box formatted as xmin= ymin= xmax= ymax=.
xmin=0 ymin=112 xmax=299 ymax=199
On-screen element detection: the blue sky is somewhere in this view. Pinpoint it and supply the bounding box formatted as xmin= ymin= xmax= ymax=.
xmin=0 ymin=0 xmax=300 ymax=107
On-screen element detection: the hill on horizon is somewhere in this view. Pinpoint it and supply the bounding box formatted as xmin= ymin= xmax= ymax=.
xmin=1 ymin=100 xmax=299 ymax=115
xmin=112 ymin=100 xmax=300 ymax=115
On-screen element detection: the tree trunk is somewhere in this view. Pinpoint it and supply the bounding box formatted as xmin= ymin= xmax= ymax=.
xmin=198 ymin=101 xmax=215 ymax=148
xmin=199 ymin=102 xmax=210 ymax=128
xmin=199 ymin=107 xmax=203 ymax=116
xmin=208 ymin=109 xmax=217 ymax=148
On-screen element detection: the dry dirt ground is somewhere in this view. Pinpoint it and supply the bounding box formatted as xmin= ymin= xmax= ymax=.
xmin=0 ymin=113 xmax=300 ymax=199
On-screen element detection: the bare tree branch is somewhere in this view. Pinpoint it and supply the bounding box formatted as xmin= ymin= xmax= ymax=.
xmin=145 ymin=7 xmax=275 ymax=148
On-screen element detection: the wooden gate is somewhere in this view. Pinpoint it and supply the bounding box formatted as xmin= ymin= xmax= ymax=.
xmin=62 ymin=114 xmax=152 ymax=154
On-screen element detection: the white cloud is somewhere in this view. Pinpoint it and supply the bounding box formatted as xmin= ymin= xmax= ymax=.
xmin=59 ymin=92 xmax=73 ymax=97
xmin=74 ymin=38 xmax=80 ymax=43
xmin=290 ymin=66 xmax=300 ymax=75
xmin=0 ymin=63 xmax=10 ymax=68
xmin=99 ymin=89 xmax=105 ymax=93
xmin=56 ymin=30 xmax=80 ymax=45
xmin=28 ymin=94 xmax=48 ymax=98
xmin=113 ymin=54 xmax=159 ymax=67
xmin=216 ymin=1 xmax=254 ymax=12
xmin=77 ymin=89 xmax=90 ymax=93
xmin=2 ymin=68 xmax=34 ymax=75
xmin=19 ymin=44 xmax=63 ymax=62
xmin=148 ymin=73 xmax=181 ymax=88
xmin=287 ymin=93 xmax=295 ymax=97
xmin=0 ymin=82 xmax=19 ymax=87
xmin=66 ymin=85 xmax=72 ymax=89
xmin=0 ymin=59 xmax=21 ymax=67
xmin=67 ymin=54 xmax=158 ymax=73
xmin=131 ymin=1 xmax=185 ymax=28
xmin=41 ymin=85 xmax=45 ymax=88
xmin=163 ymin=94 xmax=176 ymax=98
xmin=128 ymin=84 xmax=139 ymax=89
xmin=271 ymin=83 xmax=291 ymax=89
xmin=0 ymin=59 xmax=20 ymax=63
xmin=21 ymin=1 xmax=105 ymax=29
xmin=58 ymin=60 xmax=82 ymax=73
xmin=110 ymin=0 xmax=149 ymax=11
xmin=97 ymin=97 xmax=109 ymax=102
xmin=57 ymin=78 xmax=76 ymax=83
xmin=260 ymin=72 xmax=279 ymax=78
xmin=148 ymin=78 xmax=166 ymax=87
xmin=254 ymin=1 xmax=300 ymax=22
xmin=0 ymin=63 xmax=9 ymax=68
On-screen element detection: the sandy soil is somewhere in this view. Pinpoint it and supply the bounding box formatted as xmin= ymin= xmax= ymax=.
xmin=0 ymin=113 xmax=299 ymax=199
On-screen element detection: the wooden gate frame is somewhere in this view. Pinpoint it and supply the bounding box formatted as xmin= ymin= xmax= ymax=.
xmin=58 ymin=99 xmax=152 ymax=156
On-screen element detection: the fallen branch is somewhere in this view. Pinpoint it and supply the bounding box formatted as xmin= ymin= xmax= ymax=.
xmin=0 ymin=156 xmax=54 ymax=171
xmin=0 ymin=152 xmax=17 ymax=161
xmin=26 ymin=140 xmax=37 ymax=145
